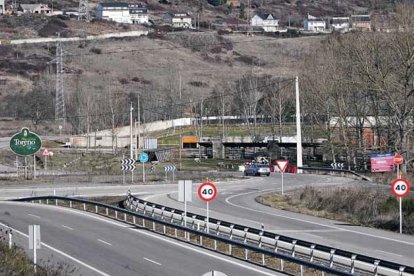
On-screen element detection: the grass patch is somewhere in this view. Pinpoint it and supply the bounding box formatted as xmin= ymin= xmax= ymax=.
xmin=0 ymin=238 xmax=76 ymax=275
xmin=258 ymin=186 xmax=414 ymax=234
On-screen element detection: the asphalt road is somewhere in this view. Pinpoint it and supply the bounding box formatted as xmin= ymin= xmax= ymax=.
xmin=2 ymin=173 xmax=413 ymax=270
xmin=136 ymin=174 xmax=414 ymax=267
xmin=0 ymin=201 xmax=281 ymax=276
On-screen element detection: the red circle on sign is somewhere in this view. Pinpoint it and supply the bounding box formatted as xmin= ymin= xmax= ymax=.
xmin=391 ymin=178 xmax=410 ymax=198
xmin=198 ymin=182 xmax=217 ymax=202
xmin=394 ymin=154 xmax=404 ymax=165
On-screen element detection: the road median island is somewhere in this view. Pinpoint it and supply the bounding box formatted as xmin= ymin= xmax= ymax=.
xmin=257 ymin=185 xmax=414 ymax=234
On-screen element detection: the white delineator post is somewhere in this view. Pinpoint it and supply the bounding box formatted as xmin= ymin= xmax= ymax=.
xmin=295 ymin=76 xmax=303 ymax=173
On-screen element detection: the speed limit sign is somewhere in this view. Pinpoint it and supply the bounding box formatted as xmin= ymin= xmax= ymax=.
xmin=198 ymin=182 xmax=217 ymax=202
xmin=391 ymin=178 xmax=411 ymax=198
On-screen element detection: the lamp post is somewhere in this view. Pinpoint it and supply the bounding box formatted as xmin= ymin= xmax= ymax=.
xmin=295 ymin=76 xmax=303 ymax=173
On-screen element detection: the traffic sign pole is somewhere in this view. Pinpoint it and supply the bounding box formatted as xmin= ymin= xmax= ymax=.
xmin=391 ymin=178 xmax=410 ymax=234
xmin=142 ymin=162 xmax=145 ymax=183
xmin=206 ymin=201 xmax=209 ymax=234
xmin=281 ymin=171 xmax=284 ymax=195
xmin=400 ymin=197 xmax=402 ymax=234
xmin=198 ymin=182 xmax=218 ymax=234
xmin=123 ymin=154 xmax=125 ymax=184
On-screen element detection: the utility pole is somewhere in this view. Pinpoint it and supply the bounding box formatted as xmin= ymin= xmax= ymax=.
xmin=78 ymin=0 xmax=90 ymax=21
xmin=55 ymin=33 xmax=66 ymax=125
xmin=130 ymin=102 xmax=134 ymax=159
xmin=136 ymin=94 xmax=141 ymax=160
xmin=295 ymin=76 xmax=303 ymax=173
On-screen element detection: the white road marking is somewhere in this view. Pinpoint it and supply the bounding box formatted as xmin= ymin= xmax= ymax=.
xmin=268 ymin=229 xmax=344 ymax=233
xmin=143 ymin=257 xmax=162 ymax=266
xmin=9 ymin=202 xmax=277 ymax=276
xmin=375 ymin=250 xmax=403 ymax=257
xmin=62 ymin=225 xmax=73 ymax=230
xmin=0 ymin=222 xmax=110 ymax=276
xmin=131 ymin=228 xmax=277 ymax=276
xmin=225 ymin=190 xmax=414 ymax=246
xmin=28 ymin=213 xmax=40 ymax=218
xmin=97 ymin=239 xmax=112 ymax=246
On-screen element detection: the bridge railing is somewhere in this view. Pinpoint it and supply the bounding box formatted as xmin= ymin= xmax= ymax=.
xmin=13 ymin=195 xmax=412 ymax=276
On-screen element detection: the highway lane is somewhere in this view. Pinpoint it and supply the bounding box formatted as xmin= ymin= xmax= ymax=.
xmin=141 ymin=174 xmax=414 ymax=267
xmin=0 ymin=201 xmax=281 ymax=276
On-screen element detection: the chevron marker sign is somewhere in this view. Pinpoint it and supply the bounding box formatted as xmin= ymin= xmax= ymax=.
xmin=121 ymin=159 xmax=136 ymax=165
xmin=121 ymin=164 xmax=136 ymax=171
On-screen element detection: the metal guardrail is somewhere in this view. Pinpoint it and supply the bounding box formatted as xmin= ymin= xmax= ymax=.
xmin=299 ymin=167 xmax=372 ymax=181
xmin=13 ymin=195 xmax=413 ymax=276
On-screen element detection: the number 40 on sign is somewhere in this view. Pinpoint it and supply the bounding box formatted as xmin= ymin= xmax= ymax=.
xmin=391 ymin=178 xmax=410 ymax=198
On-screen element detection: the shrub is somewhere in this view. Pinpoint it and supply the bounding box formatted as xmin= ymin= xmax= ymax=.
xmin=90 ymin=47 xmax=102 ymax=54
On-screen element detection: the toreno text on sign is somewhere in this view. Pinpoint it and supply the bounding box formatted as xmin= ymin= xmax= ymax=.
xmin=369 ymin=153 xmax=394 ymax=173
xmin=9 ymin=128 xmax=42 ymax=156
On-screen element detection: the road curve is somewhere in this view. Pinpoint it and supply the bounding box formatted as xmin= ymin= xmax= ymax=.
xmin=0 ymin=201 xmax=281 ymax=276
xmin=140 ymin=174 xmax=414 ymax=267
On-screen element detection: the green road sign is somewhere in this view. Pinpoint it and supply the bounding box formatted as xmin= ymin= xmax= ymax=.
xmin=9 ymin=128 xmax=42 ymax=156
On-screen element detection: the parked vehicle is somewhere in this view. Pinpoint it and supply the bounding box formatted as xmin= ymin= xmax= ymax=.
xmin=244 ymin=164 xmax=271 ymax=176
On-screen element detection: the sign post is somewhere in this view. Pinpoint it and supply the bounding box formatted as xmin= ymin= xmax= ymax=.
xmin=198 ymin=182 xmax=218 ymax=233
xmin=391 ymin=178 xmax=410 ymax=234
xmin=29 ymin=225 xmax=41 ymax=272
xmin=139 ymin=152 xmax=149 ymax=183
xmin=275 ymin=160 xmax=289 ymax=195
xmin=178 ymin=180 xmax=192 ymax=239
xmin=9 ymin=128 xmax=42 ymax=180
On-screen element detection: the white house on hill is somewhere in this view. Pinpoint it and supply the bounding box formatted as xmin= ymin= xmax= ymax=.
xmin=303 ymin=14 xmax=326 ymax=32
xmin=18 ymin=4 xmax=52 ymax=14
xmin=95 ymin=2 xmax=148 ymax=24
xmin=329 ymin=17 xmax=350 ymax=33
xmin=163 ymin=12 xmax=192 ymax=28
xmin=250 ymin=13 xmax=279 ymax=32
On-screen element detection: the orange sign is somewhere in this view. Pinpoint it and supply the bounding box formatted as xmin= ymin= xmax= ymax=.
xmin=182 ymin=136 xmax=199 ymax=143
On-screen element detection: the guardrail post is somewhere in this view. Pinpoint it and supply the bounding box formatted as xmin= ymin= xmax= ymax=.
xmin=83 ymin=203 xmax=86 ymax=211
xmin=373 ymin=260 xmax=380 ymax=276
xmin=124 ymin=213 xmax=127 ymax=221
xmin=115 ymin=210 xmax=118 ymax=219
xmin=95 ymin=205 xmax=98 ymax=213
xmin=258 ymin=231 xmax=265 ymax=265
xmin=399 ymin=266 xmax=405 ymax=276
xmin=70 ymin=201 xmax=72 ymax=208
xmin=106 ymin=208 xmax=108 ymax=216
xmin=351 ymin=254 xmax=357 ymax=274
xmin=38 ymin=199 xmax=41 ymax=204
xmin=330 ymin=249 xmax=336 ymax=268
xmin=243 ymin=228 xmax=248 ymax=260
xmin=214 ymin=222 xmax=221 ymax=250
xmin=133 ymin=216 xmax=136 ymax=225
xmin=143 ymin=202 xmax=147 ymax=215
xmin=300 ymin=265 xmax=304 ymax=276
xmin=151 ymin=205 xmax=156 ymax=218
xmin=229 ymin=225 xmax=234 ymax=255
xmin=161 ymin=207 xmax=165 ymax=220
xmin=46 ymin=199 xmax=48 ymax=205
xmin=170 ymin=210 xmax=175 ymax=224
xmin=291 ymin=240 xmax=297 ymax=257
xmin=310 ymin=244 xmax=316 ymax=262
xmin=56 ymin=199 xmax=58 ymax=206
xmin=274 ymin=236 xmax=279 ymax=253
